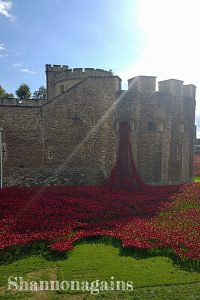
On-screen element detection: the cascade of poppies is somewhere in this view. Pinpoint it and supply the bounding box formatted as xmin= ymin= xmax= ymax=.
xmin=105 ymin=121 xmax=144 ymax=191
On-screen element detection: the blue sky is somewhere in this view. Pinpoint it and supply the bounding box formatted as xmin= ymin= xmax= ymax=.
xmin=1 ymin=0 xmax=200 ymax=134
xmin=0 ymin=0 xmax=142 ymax=94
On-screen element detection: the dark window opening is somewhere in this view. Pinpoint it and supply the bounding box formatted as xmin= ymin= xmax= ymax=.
xmin=81 ymin=146 xmax=85 ymax=159
xmin=48 ymin=147 xmax=53 ymax=159
xmin=60 ymin=84 xmax=64 ymax=93
xmin=147 ymin=122 xmax=156 ymax=131
xmin=2 ymin=145 xmax=6 ymax=159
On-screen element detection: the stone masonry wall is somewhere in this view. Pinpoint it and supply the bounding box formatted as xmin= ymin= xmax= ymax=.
xmin=0 ymin=105 xmax=43 ymax=185
xmin=0 ymin=68 xmax=196 ymax=186
xmin=41 ymin=76 xmax=121 ymax=183
xmin=116 ymin=78 xmax=195 ymax=184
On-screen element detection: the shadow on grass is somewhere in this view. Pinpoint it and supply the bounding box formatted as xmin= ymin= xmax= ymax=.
xmin=0 ymin=241 xmax=68 ymax=265
xmin=0 ymin=236 xmax=200 ymax=273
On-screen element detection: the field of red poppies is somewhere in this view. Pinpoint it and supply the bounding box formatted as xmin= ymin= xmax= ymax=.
xmin=0 ymin=181 xmax=199 ymax=261
xmin=0 ymin=123 xmax=199 ymax=264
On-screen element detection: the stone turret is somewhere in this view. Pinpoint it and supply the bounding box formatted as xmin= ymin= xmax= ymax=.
xmin=46 ymin=64 xmax=113 ymax=100
xmin=128 ymin=76 xmax=156 ymax=93
xmin=158 ymin=79 xmax=183 ymax=96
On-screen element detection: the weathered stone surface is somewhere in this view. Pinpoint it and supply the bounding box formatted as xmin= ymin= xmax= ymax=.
xmin=0 ymin=65 xmax=196 ymax=186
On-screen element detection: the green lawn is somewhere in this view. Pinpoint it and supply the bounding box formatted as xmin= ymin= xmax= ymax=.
xmin=0 ymin=243 xmax=200 ymax=299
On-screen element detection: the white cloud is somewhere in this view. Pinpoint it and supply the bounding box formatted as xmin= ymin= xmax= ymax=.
xmin=0 ymin=43 xmax=9 ymax=58
xmin=0 ymin=43 xmax=6 ymax=51
xmin=12 ymin=63 xmax=21 ymax=66
xmin=0 ymin=43 xmax=8 ymax=58
xmin=20 ymin=68 xmax=36 ymax=74
xmin=119 ymin=0 xmax=200 ymax=109
xmin=0 ymin=0 xmax=15 ymax=21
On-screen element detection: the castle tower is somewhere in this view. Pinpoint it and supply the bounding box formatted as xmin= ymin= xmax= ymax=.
xmin=158 ymin=79 xmax=196 ymax=183
xmin=115 ymin=76 xmax=196 ymax=184
xmin=45 ymin=64 xmax=113 ymax=100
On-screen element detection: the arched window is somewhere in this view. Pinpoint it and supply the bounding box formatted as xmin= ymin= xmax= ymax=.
xmin=147 ymin=121 xmax=156 ymax=131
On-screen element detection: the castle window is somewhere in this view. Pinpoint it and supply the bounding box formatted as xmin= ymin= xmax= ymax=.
xmin=2 ymin=143 xmax=7 ymax=160
xmin=60 ymin=84 xmax=64 ymax=94
xmin=91 ymin=115 xmax=94 ymax=125
xmin=48 ymin=147 xmax=53 ymax=159
xmin=88 ymin=145 xmax=93 ymax=160
xmin=177 ymin=147 xmax=181 ymax=161
xmin=71 ymin=116 xmax=82 ymax=124
xmin=147 ymin=122 xmax=156 ymax=131
xmin=81 ymin=146 xmax=85 ymax=159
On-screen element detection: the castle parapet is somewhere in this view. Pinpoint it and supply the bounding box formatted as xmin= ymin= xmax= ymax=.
xmin=128 ymin=76 xmax=156 ymax=93
xmin=158 ymin=79 xmax=183 ymax=96
xmin=0 ymin=98 xmax=46 ymax=107
xmin=46 ymin=64 xmax=114 ymax=100
xmin=46 ymin=64 xmax=112 ymax=78
xmin=45 ymin=64 xmax=69 ymax=72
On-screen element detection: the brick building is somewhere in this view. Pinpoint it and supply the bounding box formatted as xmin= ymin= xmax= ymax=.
xmin=0 ymin=64 xmax=196 ymax=186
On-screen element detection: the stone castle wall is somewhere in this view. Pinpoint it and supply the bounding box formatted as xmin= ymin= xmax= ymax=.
xmin=117 ymin=77 xmax=196 ymax=184
xmin=0 ymin=65 xmax=196 ymax=186
xmin=0 ymin=104 xmax=43 ymax=185
xmin=42 ymin=76 xmax=120 ymax=178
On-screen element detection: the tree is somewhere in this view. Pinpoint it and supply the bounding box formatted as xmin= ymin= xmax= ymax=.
xmin=15 ymin=83 xmax=31 ymax=99
xmin=32 ymin=85 xmax=46 ymax=99
xmin=0 ymin=85 xmax=14 ymax=98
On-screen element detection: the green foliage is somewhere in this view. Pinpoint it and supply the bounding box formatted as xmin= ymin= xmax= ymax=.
xmin=32 ymin=85 xmax=46 ymax=99
xmin=0 ymin=85 xmax=14 ymax=98
xmin=15 ymin=83 xmax=31 ymax=99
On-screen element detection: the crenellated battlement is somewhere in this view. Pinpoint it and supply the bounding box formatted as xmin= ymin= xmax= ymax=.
xmin=45 ymin=64 xmax=112 ymax=77
xmin=46 ymin=64 xmax=113 ymax=100
xmin=127 ymin=76 xmax=196 ymax=99
xmin=45 ymin=64 xmax=69 ymax=72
